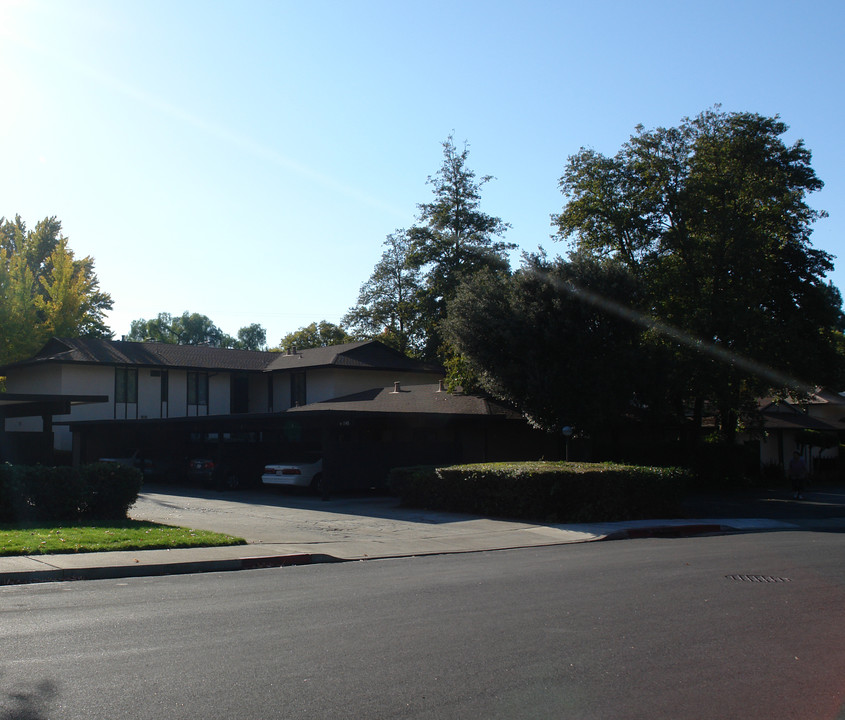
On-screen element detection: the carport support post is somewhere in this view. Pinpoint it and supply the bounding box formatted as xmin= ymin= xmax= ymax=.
xmin=321 ymin=425 xmax=335 ymax=501
xmin=41 ymin=414 xmax=54 ymax=465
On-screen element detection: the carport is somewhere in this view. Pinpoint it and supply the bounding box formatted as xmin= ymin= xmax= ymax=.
xmin=0 ymin=392 xmax=109 ymax=464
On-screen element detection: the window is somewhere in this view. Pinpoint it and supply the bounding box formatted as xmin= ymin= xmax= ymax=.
xmin=115 ymin=367 xmax=138 ymax=403
xmin=231 ymin=374 xmax=249 ymax=414
xmin=291 ymin=372 xmax=306 ymax=408
xmin=187 ymin=372 xmax=209 ymax=406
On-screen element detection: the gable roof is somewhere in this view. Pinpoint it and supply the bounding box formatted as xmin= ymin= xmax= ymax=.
xmin=2 ymin=337 xmax=279 ymax=372
xmin=288 ymin=382 xmax=521 ymax=418
xmin=264 ymin=341 xmax=442 ymax=374
xmin=0 ymin=337 xmax=443 ymax=375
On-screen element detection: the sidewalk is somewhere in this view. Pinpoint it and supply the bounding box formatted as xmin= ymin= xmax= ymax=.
xmin=2 ymin=483 xmax=844 ymax=585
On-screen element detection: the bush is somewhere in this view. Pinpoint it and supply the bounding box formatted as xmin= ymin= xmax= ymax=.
xmin=79 ymin=462 xmax=144 ymax=521
xmin=0 ymin=462 xmax=143 ymax=524
xmin=0 ymin=463 xmax=21 ymax=523
xmin=14 ymin=465 xmax=86 ymax=522
xmin=388 ymin=461 xmax=692 ymax=523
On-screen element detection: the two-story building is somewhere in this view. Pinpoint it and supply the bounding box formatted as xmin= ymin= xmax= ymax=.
xmin=1 ymin=337 xmax=551 ymax=490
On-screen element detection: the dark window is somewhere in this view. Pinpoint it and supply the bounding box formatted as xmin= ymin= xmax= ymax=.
xmin=231 ymin=374 xmax=249 ymax=414
xmin=115 ymin=367 xmax=138 ymax=403
xmin=187 ymin=372 xmax=209 ymax=406
xmin=291 ymin=371 xmax=306 ymax=408
xmin=160 ymin=370 xmax=169 ymax=403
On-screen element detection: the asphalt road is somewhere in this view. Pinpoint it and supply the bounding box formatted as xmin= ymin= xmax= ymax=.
xmin=2 ymin=532 xmax=845 ymax=720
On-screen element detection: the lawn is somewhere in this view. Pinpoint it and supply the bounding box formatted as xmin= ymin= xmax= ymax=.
xmin=0 ymin=520 xmax=246 ymax=556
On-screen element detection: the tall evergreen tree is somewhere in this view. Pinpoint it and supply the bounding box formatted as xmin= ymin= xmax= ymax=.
xmin=407 ymin=135 xmax=514 ymax=360
xmin=343 ymin=230 xmax=425 ymax=355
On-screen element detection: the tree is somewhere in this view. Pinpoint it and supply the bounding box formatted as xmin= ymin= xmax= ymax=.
xmin=234 ymin=323 xmax=267 ymax=351
xmin=443 ymin=253 xmax=647 ymax=434
xmin=0 ymin=215 xmax=113 ymax=366
xmin=342 ymin=230 xmax=425 ymax=355
xmin=128 ymin=311 xmax=233 ymax=347
xmin=553 ymin=108 xmax=844 ymax=441
xmin=407 ymin=135 xmax=514 ymax=360
xmin=278 ymin=321 xmax=352 ymax=351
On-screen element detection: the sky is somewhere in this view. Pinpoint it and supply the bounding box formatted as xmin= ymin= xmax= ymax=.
xmin=1 ymin=0 xmax=844 ymax=348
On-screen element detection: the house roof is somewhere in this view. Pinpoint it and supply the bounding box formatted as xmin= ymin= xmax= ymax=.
xmin=288 ymin=382 xmax=522 ymax=418
xmin=0 ymin=338 xmax=442 ymax=375
xmin=759 ymin=397 xmax=845 ymax=432
xmin=264 ymin=341 xmax=442 ymax=374
xmin=0 ymin=337 xmax=277 ymax=372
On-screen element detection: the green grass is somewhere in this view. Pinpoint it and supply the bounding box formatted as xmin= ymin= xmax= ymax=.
xmin=0 ymin=520 xmax=246 ymax=557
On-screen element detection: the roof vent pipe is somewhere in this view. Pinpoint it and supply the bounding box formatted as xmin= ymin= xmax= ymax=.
xmin=392 ymin=381 xmax=401 ymax=393
xmin=437 ymin=379 xmax=445 ymax=392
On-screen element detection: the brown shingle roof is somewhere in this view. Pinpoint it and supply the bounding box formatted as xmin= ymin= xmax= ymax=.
xmin=288 ymin=383 xmax=521 ymax=418
xmin=0 ymin=337 xmax=444 ymax=376
xmin=264 ymin=341 xmax=442 ymax=374
xmin=4 ymin=337 xmax=277 ymax=372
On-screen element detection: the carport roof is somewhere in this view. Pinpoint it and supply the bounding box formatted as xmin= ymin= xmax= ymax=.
xmin=0 ymin=392 xmax=109 ymax=419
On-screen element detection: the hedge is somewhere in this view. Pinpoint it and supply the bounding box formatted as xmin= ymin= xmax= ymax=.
xmin=0 ymin=462 xmax=143 ymax=524
xmin=388 ymin=461 xmax=692 ymax=523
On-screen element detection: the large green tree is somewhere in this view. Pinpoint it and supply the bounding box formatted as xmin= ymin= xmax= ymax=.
xmin=0 ymin=215 xmax=113 ymax=366
xmin=342 ymin=230 xmax=425 ymax=355
xmin=126 ymin=311 xmax=264 ymax=349
xmin=407 ymin=135 xmax=514 ymax=360
xmin=278 ymin=321 xmax=352 ymax=351
xmin=443 ymin=253 xmax=648 ymax=433
xmin=553 ymin=108 xmax=844 ymax=440
xmin=234 ymin=323 xmax=267 ymax=351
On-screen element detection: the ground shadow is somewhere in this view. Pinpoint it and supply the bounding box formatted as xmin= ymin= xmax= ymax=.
xmin=0 ymin=675 xmax=58 ymax=720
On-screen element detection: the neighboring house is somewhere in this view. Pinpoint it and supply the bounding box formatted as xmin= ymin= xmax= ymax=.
xmin=757 ymin=389 xmax=845 ymax=478
xmin=0 ymin=337 xmax=444 ymax=457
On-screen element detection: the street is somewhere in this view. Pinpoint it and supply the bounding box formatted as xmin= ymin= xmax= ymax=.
xmin=2 ymin=531 xmax=845 ymax=719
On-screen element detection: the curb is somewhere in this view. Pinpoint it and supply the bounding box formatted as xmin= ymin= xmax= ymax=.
xmin=604 ymin=523 xmax=727 ymax=541
xmin=0 ymin=552 xmax=324 ymax=586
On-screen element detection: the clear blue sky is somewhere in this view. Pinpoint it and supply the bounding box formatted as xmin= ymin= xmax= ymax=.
xmin=2 ymin=0 xmax=843 ymax=347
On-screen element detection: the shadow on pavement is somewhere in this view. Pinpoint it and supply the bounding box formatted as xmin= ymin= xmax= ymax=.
xmin=681 ymin=483 xmax=845 ymax=522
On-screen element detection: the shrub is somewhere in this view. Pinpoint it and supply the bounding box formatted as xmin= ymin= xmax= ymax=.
xmin=0 ymin=463 xmax=21 ymax=523
xmin=79 ymin=462 xmax=144 ymax=521
xmin=388 ymin=461 xmax=692 ymax=523
xmin=14 ymin=464 xmax=86 ymax=522
xmin=0 ymin=462 xmax=143 ymax=524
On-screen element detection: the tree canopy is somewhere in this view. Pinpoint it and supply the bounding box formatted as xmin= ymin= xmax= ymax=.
xmin=443 ymin=253 xmax=649 ymax=433
xmin=0 ymin=215 xmax=113 ymax=366
xmin=407 ymin=135 xmax=514 ymax=360
xmin=126 ymin=312 xmax=267 ymax=350
xmin=278 ymin=321 xmax=352 ymax=351
xmin=342 ymin=230 xmax=425 ymax=356
xmin=553 ymin=108 xmax=844 ymax=439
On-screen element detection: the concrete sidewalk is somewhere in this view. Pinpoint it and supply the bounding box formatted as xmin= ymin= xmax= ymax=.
xmin=2 ymin=484 xmax=843 ymax=585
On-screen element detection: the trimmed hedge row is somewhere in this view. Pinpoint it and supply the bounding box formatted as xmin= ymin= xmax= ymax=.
xmin=388 ymin=461 xmax=693 ymax=522
xmin=0 ymin=462 xmax=143 ymax=524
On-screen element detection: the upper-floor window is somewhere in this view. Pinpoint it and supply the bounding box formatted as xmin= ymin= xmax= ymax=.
xmin=291 ymin=371 xmax=306 ymax=408
xmin=187 ymin=372 xmax=209 ymax=406
xmin=115 ymin=367 xmax=138 ymax=403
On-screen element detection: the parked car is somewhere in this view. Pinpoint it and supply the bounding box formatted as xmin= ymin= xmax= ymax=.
xmin=262 ymin=457 xmax=323 ymax=494
xmin=99 ymin=452 xmax=155 ymax=478
xmin=188 ymin=456 xmax=264 ymax=491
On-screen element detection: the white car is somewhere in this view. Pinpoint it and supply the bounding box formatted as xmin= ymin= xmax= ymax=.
xmin=261 ymin=458 xmax=323 ymax=493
